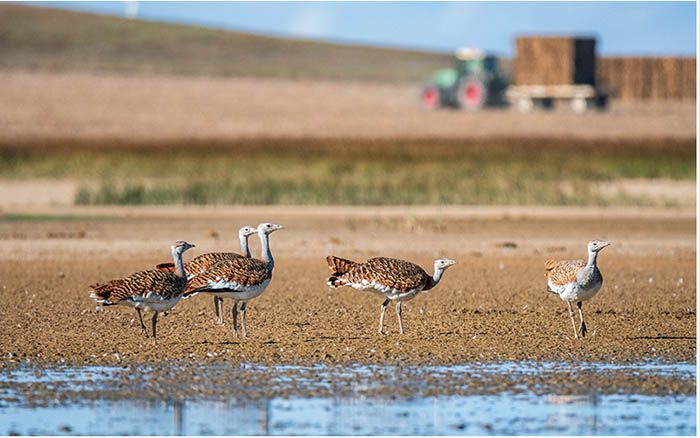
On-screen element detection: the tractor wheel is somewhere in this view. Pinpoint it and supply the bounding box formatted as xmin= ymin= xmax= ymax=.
xmin=421 ymin=85 xmax=441 ymax=110
xmin=457 ymin=79 xmax=487 ymax=111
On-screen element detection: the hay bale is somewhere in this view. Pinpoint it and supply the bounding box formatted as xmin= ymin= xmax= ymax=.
xmin=513 ymin=36 xmax=596 ymax=85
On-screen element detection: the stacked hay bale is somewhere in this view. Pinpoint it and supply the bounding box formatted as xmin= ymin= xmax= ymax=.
xmin=597 ymin=57 xmax=695 ymax=101
xmin=513 ymin=36 xmax=596 ymax=85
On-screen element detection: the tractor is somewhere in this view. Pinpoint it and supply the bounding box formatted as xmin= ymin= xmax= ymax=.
xmin=421 ymin=48 xmax=509 ymax=111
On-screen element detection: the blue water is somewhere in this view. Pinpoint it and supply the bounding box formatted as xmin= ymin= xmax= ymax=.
xmin=0 ymin=362 xmax=695 ymax=435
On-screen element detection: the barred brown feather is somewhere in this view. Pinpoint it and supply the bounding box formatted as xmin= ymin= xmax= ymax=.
xmin=326 ymin=256 xmax=357 ymax=275
xmin=89 ymin=269 xmax=188 ymax=304
xmin=184 ymin=257 xmax=272 ymax=296
xmin=157 ymin=252 xmax=245 ymax=277
xmin=545 ymin=259 xmax=586 ymax=287
xmin=327 ymin=256 xmax=431 ymax=292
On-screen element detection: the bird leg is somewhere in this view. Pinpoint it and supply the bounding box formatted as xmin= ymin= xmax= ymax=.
xmin=241 ymin=301 xmax=248 ymax=338
xmin=396 ymin=301 xmax=404 ymax=335
xmin=378 ymin=299 xmax=390 ymax=334
xmin=566 ymin=301 xmax=578 ymax=339
xmin=214 ymin=296 xmax=224 ymax=325
xmin=151 ymin=312 xmax=159 ymax=346
xmin=135 ymin=308 xmax=149 ymax=338
xmin=232 ymin=301 xmax=239 ymax=338
xmin=577 ymin=301 xmax=587 ymax=338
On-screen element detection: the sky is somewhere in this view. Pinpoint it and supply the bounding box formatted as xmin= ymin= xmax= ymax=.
xmin=31 ymin=1 xmax=697 ymax=56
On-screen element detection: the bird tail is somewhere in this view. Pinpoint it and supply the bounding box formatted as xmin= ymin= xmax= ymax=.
xmin=326 ymin=256 xmax=356 ymax=274
xmin=544 ymin=259 xmax=558 ymax=276
xmin=325 ymin=256 xmax=356 ymax=288
xmin=89 ymin=282 xmax=118 ymax=306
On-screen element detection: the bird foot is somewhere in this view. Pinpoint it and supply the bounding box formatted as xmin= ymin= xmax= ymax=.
xmin=580 ymin=322 xmax=588 ymax=338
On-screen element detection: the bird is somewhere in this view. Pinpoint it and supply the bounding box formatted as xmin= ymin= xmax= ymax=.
xmin=157 ymin=225 xmax=258 ymax=325
xmin=183 ymin=222 xmax=283 ymax=338
xmin=326 ymin=256 xmax=457 ymax=334
xmin=89 ymin=240 xmax=195 ymax=345
xmin=545 ymin=240 xmax=611 ymax=339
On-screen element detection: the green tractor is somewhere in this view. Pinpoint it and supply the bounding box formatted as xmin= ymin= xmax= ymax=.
xmin=421 ymin=48 xmax=509 ymax=111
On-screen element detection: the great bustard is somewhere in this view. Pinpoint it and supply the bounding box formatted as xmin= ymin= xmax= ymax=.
xmin=89 ymin=241 xmax=195 ymax=345
xmin=545 ymin=240 xmax=611 ymax=339
xmin=158 ymin=225 xmax=258 ymax=325
xmin=326 ymin=256 xmax=456 ymax=334
xmin=184 ymin=223 xmax=283 ymax=338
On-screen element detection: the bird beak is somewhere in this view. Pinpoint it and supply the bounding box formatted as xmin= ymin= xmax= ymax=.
xmin=275 ymin=224 xmax=285 ymax=231
xmin=602 ymin=241 xmax=611 ymax=248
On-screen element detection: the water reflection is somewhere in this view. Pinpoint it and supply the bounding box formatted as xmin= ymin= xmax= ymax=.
xmin=0 ymin=362 xmax=695 ymax=435
xmin=0 ymin=393 xmax=694 ymax=435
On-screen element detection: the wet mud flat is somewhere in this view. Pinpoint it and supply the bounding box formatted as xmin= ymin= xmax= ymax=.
xmin=0 ymin=361 xmax=695 ymax=435
xmin=0 ymin=207 xmax=696 ymax=434
xmin=0 ymin=206 xmax=696 ymax=367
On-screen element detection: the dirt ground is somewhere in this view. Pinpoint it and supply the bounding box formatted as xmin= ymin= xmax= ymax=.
xmin=0 ymin=206 xmax=694 ymax=368
xmin=0 ymin=69 xmax=695 ymax=142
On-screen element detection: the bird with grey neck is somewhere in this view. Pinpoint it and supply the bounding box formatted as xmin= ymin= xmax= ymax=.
xmin=326 ymin=256 xmax=457 ymax=334
xmin=184 ymin=223 xmax=283 ymax=338
xmin=89 ymin=240 xmax=195 ymax=345
xmin=545 ymin=240 xmax=611 ymax=339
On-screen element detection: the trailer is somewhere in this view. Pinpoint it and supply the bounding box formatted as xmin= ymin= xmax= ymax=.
xmin=506 ymin=84 xmax=608 ymax=113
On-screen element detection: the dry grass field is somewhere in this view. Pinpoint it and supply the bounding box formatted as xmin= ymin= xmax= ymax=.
xmin=0 ymin=69 xmax=695 ymax=142
xmin=0 ymin=206 xmax=694 ymax=367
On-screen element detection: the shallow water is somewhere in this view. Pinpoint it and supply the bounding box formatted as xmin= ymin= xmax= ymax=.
xmin=0 ymin=362 xmax=695 ymax=435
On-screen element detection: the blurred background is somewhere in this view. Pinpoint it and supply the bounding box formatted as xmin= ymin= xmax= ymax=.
xmin=0 ymin=1 xmax=695 ymax=209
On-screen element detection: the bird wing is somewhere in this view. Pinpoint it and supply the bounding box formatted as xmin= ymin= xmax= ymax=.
xmin=90 ymin=270 xmax=186 ymax=304
xmin=545 ymin=259 xmax=586 ymax=287
xmin=184 ymin=257 xmax=271 ymax=295
xmin=343 ymin=257 xmax=429 ymax=292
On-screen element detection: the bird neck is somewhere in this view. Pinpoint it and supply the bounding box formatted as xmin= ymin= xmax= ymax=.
xmin=426 ymin=266 xmax=445 ymax=291
xmin=240 ymin=234 xmax=251 ymax=258
xmin=586 ymin=250 xmax=598 ymax=269
xmin=259 ymin=231 xmax=274 ymax=270
xmin=171 ymin=249 xmax=186 ymax=279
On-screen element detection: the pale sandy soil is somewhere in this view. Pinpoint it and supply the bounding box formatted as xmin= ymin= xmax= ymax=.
xmin=0 ymin=69 xmax=695 ymax=142
xmin=0 ymin=206 xmax=695 ymax=367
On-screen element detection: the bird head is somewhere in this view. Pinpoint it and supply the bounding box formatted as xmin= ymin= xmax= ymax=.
xmin=171 ymin=240 xmax=195 ymax=254
xmin=434 ymin=258 xmax=457 ymax=271
xmin=588 ymin=240 xmax=611 ymax=253
xmin=238 ymin=225 xmax=258 ymax=238
xmin=257 ymin=222 xmax=284 ymax=235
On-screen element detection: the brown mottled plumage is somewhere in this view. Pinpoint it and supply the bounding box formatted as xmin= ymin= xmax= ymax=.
xmin=545 ymin=259 xmax=586 ymax=289
xmin=157 ymin=252 xmax=243 ymax=277
xmin=90 ymin=270 xmax=187 ymax=305
xmin=327 ymin=256 xmax=433 ymax=292
xmin=326 ymin=255 xmax=456 ymax=334
xmin=184 ymin=257 xmax=272 ymax=296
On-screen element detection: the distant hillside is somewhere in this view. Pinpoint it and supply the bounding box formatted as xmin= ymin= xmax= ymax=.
xmin=0 ymin=4 xmax=452 ymax=82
